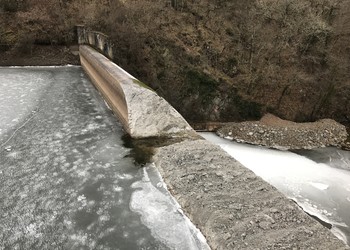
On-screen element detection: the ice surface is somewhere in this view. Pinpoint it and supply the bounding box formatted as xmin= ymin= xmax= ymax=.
xmin=200 ymin=132 xmax=350 ymax=246
xmin=0 ymin=68 xmax=50 ymax=142
xmin=130 ymin=164 xmax=210 ymax=250
xmin=0 ymin=67 xmax=209 ymax=249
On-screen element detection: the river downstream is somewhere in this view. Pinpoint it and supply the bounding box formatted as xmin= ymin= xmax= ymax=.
xmin=0 ymin=66 xmax=209 ymax=249
xmin=200 ymin=132 xmax=350 ymax=246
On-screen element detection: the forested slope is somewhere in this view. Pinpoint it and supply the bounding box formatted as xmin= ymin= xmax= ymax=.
xmin=1 ymin=0 xmax=350 ymax=125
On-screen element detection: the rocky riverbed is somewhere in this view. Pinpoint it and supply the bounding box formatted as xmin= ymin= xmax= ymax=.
xmin=217 ymin=114 xmax=349 ymax=150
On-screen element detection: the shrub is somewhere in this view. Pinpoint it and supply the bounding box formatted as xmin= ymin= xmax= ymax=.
xmin=14 ymin=32 xmax=34 ymax=55
xmin=0 ymin=0 xmax=19 ymax=12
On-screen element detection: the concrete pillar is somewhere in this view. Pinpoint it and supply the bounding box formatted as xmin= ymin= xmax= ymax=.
xmin=76 ymin=25 xmax=87 ymax=45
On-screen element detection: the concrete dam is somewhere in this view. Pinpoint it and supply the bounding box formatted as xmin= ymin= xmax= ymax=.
xmin=76 ymin=30 xmax=348 ymax=248
xmin=0 ymin=28 xmax=349 ymax=249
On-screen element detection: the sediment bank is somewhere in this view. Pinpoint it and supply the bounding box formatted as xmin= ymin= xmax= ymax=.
xmin=217 ymin=114 xmax=348 ymax=150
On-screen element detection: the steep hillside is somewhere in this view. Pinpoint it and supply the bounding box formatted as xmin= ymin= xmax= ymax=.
xmin=103 ymin=0 xmax=350 ymax=125
xmin=1 ymin=0 xmax=349 ymax=125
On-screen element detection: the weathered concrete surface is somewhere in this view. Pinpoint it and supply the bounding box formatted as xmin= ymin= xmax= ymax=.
xmin=153 ymin=139 xmax=350 ymax=250
xmin=79 ymin=45 xmax=195 ymax=139
xmin=201 ymin=132 xmax=350 ymax=246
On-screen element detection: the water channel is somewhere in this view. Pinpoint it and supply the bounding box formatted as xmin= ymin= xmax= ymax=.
xmin=0 ymin=66 xmax=209 ymax=249
xmin=200 ymin=132 xmax=350 ymax=246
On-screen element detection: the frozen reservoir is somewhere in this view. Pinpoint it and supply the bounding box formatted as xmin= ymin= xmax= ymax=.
xmin=0 ymin=66 xmax=209 ymax=249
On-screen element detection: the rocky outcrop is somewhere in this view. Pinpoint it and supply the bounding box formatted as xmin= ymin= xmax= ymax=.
xmin=217 ymin=114 xmax=348 ymax=150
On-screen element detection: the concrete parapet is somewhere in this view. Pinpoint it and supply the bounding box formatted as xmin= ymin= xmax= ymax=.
xmin=77 ymin=25 xmax=114 ymax=59
xmin=79 ymin=45 xmax=194 ymax=138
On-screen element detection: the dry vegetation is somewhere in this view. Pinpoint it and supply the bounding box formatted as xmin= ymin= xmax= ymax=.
xmin=1 ymin=0 xmax=350 ymax=125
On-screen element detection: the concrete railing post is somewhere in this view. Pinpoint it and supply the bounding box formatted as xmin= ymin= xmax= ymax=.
xmin=76 ymin=25 xmax=114 ymax=60
xmin=76 ymin=25 xmax=87 ymax=45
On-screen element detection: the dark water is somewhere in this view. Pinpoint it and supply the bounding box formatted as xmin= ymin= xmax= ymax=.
xmin=0 ymin=67 xmax=209 ymax=250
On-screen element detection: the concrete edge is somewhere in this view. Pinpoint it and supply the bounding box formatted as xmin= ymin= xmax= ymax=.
xmin=80 ymin=49 xmax=130 ymax=133
xmin=79 ymin=45 xmax=195 ymax=138
xmin=153 ymin=138 xmax=349 ymax=249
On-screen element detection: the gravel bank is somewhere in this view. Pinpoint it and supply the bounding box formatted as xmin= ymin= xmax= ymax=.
xmin=217 ymin=114 xmax=348 ymax=150
xmin=153 ymin=139 xmax=349 ymax=249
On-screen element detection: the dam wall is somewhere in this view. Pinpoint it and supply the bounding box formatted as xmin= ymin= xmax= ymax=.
xmin=79 ymin=45 xmax=194 ymax=138
xmin=79 ymin=44 xmax=349 ymax=249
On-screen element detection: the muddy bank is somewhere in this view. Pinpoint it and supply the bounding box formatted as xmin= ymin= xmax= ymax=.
xmin=217 ymin=114 xmax=348 ymax=150
xmin=153 ymin=139 xmax=349 ymax=249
